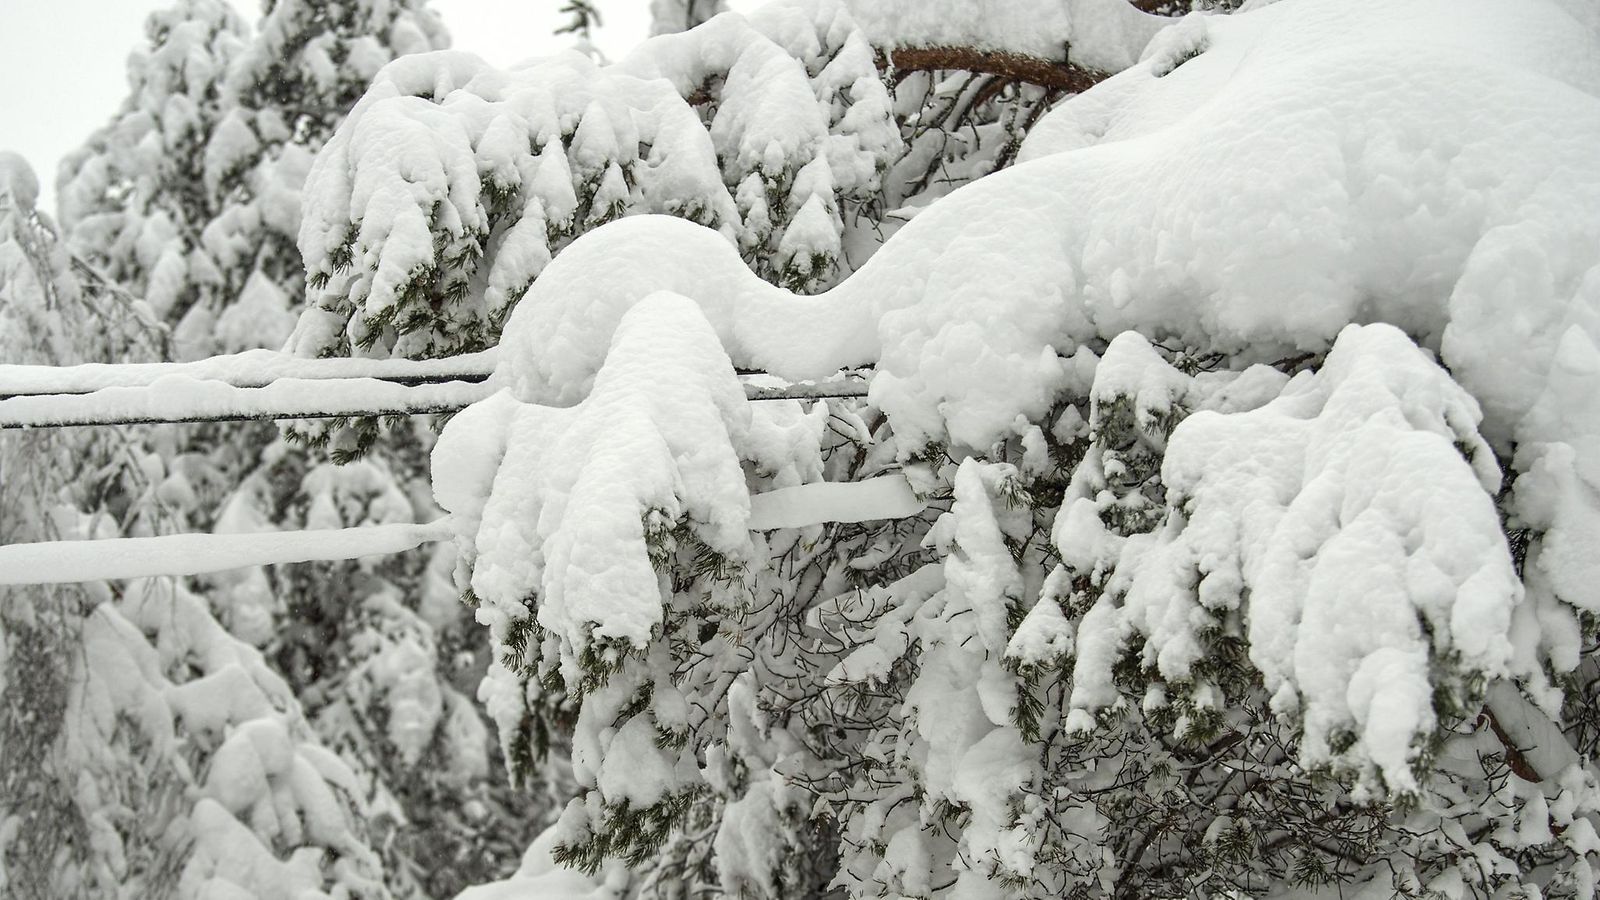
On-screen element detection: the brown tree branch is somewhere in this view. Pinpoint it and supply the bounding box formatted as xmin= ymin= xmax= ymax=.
xmin=1479 ymin=707 xmax=1542 ymax=783
xmin=875 ymin=46 xmax=1112 ymax=95
xmin=1128 ymin=0 xmax=1188 ymax=14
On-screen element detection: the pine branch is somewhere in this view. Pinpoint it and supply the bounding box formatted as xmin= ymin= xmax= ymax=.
xmin=1480 ymin=706 xmax=1543 ymax=783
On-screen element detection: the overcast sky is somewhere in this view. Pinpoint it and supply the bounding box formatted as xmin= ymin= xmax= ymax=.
xmin=0 ymin=0 xmax=655 ymax=213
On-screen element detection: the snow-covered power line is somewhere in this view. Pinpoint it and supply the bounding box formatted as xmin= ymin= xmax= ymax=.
xmin=0 ymin=360 xmax=870 ymax=428
xmin=0 ymin=347 xmax=499 ymax=395
xmin=0 ymin=475 xmax=924 ymax=585
xmin=0 ymin=376 xmax=495 ymax=427
xmin=0 ymin=519 xmax=457 ymax=584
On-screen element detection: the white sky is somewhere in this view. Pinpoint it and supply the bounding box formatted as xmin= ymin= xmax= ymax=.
xmin=0 ymin=0 xmax=653 ymax=213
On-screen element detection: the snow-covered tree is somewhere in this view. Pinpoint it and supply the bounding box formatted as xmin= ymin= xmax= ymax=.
xmin=2 ymin=154 xmax=387 ymax=900
xmin=49 ymin=2 xmax=539 ymax=895
xmin=289 ymin=0 xmax=1600 ymax=896
xmin=58 ymin=0 xmax=447 ymax=359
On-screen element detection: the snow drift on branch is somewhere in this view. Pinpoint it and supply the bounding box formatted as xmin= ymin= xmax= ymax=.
xmin=491 ymin=0 xmax=1600 ymax=457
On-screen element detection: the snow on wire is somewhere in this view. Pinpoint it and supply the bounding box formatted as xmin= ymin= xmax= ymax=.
xmin=0 ymin=349 xmax=869 ymax=428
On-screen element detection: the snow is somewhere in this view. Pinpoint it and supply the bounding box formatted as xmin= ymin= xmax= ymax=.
xmin=0 ymin=375 xmax=492 ymax=427
xmin=55 ymin=576 xmax=389 ymax=898
xmin=0 ymin=519 xmax=453 ymax=585
xmin=408 ymin=13 xmax=1600 ymax=885
xmin=482 ymin=0 xmax=1600 ymax=470
xmin=213 ymin=272 xmax=298 ymax=356
xmin=0 ymin=347 xmax=497 ymax=395
xmin=0 ymin=151 xmax=40 ymax=211
xmin=436 ymin=292 xmax=758 ymax=672
xmin=455 ymin=826 xmax=625 ymax=900
xmin=11 ymin=0 xmax=1600 ymax=893
xmin=458 ymin=7 xmax=1600 ymax=780
xmin=1056 ymin=324 xmax=1531 ymax=793
xmin=857 ymin=0 xmax=1166 ymax=72
xmin=746 ymin=474 xmax=924 ymax=530
xmin=295 ymin=0 xmax=903 ymax=361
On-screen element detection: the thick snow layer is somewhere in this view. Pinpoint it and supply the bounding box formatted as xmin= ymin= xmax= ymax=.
xmin=492 ymin=0 xmax=1600 ymax=462
xmin=434 ymin=293 xmax=759 ymax=681
xmin=0 ymin=520 xmax=452 ymax=585
xmin=1058 ymin=325 xmax=1530 ymax=793
xmin=434 ymin=292 xmax=920 ymax=682
xmin=856 ymin=0 xmax=1166 ymax=71
xmin=745 ymin=474 xmax=924 ymax=530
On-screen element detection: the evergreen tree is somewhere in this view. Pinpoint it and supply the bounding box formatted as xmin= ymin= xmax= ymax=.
xmin=53 ymin=1 xmax=539 ymax=894
xmin=2 ymin=154 xmax=386 ymax=900
xmin=294 ymin=0 xmax=1600 ymax=897
xmin=14 ymin=0 xmax=1600 ymax=897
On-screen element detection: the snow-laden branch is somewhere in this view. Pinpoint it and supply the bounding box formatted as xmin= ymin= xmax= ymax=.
xmin=745 ymin=475 xmax=925 ymax=530
xmin=0 ymin=376 xmax=494 ymax=428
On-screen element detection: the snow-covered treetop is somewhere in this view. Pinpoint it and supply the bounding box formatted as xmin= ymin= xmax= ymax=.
xmin=291 ymin=0 xmax=907 ymax=366
xmin=288 ymin=0 xmax=1178 ymax=374
xmin=0 ymin=152 xmax=40 ymax=212
xmin=56 ymin=0 xmax=448 ymax=361
xmin=227 ymin=0 xmax=449 ymax=144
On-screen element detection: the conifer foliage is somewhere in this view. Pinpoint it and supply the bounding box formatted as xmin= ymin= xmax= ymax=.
xmin=328 ymin=0 xmax=1597 ymax=897
xmin=2 ymin=155 xmax=387 ymax=900
xmin=38 ymin=1 xmax=539 ymax=896
xmin=7 ymin=0 xmax=1600 ymax=898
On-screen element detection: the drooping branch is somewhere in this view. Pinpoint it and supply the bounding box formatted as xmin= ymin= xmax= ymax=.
xmin=876 ymin=46 xmax=1112 ymax=95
